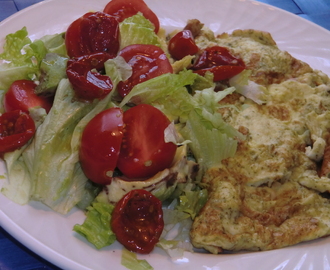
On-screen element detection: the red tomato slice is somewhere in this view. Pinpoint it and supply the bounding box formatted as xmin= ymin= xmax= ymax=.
xmin=111 ymin=189 xmax=164 ymax=254
xmin=4 ymin=80 xmax=52 ymax=113
xmin=0 ymin=110 xmax=36 ymax=156
xmin=103 ymin=0 xmax=160 ymax=33
xmin=117 ymin=44 xmax=173 ymax=98
xmin=193 ymin=65 xmax=246 ymax=81
xmin=168 ymin=30 xmax=199 ymax=60
xmin=65 ymin=11 xmax=119 ymax=58
xmin=66 ymin=52 xmax=114 ymax=101
xmin=117 ymin=104 xmax=177 ymax=179
xmin=79 ymin=107 xmax=124 ymax=185
xmin=192 ymin=46 xmax=245 ymax=81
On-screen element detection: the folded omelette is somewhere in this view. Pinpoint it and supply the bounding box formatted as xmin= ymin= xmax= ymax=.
xmin=189 ymin=28 xmax=330 ymax=253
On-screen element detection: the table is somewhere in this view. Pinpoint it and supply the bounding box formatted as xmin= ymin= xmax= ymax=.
xmin=0 ymin=0 xmax=329 ymax=269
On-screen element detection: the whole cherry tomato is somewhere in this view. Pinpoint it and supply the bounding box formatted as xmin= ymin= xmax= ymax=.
xmin=66 ymin=52 xmax=114 ymax=101
xmin=4 ymin=80 xmax=53 ymax=113
xmin=79 ymin=107 xmax=124 ymax=185
xmin=111 ymin=189 xmax=164 ymax=254
xmin=117 ymin=104 xmax=177 ymax=179
xmin=191 ymin=46 xmax=245 ymax=81
xmin=103 ymin=0 xmax=160 ymax=33
xmin=65 ymin=11 xmax=120 ymax=58
xmin=0 ymin=110 xmax=36 ymax=157
xmin=117 ymin=44 xmax=173 ymax=98
xmin=168 ymin=30 xmax=199 ymax=60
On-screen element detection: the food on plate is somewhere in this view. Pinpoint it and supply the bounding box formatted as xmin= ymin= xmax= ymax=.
xmin=79 ymin=107 xmax=124 ymax=185
xmin=4 ymin=80 xmax=52 ymax=113
xmin=0 ymin=110 xmax=36 ymax=157
xmin=65 ymin=11 xmax=120 ymax=58
xmin=66 ymin=52 xmax=114 ymax=100
xmin=190 ymin=28 xmax=330 ymax=253
xmin=111 ymin=189 xmax=164 ymax=254
xmin=1 ymin=0 xmax=330 ymax=265
xmin=117 ymin=44 xmax=173 ymax=97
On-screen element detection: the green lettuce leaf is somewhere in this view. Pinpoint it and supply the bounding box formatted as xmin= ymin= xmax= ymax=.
xmin=119 ymin=70 xmax=198 ymax=121
xmin=0 ymin=27 xmax=47 ymax=90
xmin=1 ymin=107 xmax=47 ymax=204
xmin=19 ymin=79 xmax=97 ymax=213
xmin=119 ymin=13 xmax=161 ymax=49
xmin=121 ymin=249 xmax=153 ymax=270
xmin=176 ymin=187 xmax=208 ymax=219
xmin=39 ymin=32 xmax=67 ymax=57
xmin=73 ymin=202 xmax=116 ymax=249
xmin=229 ymin=69 xmax=269 ymax=105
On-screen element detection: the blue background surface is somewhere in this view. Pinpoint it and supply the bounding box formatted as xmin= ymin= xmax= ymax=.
xmin=0 ymin=0 xmax=329 ymax=269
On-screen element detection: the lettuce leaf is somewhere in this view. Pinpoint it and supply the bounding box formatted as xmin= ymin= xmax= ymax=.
xmin=176 ymin=187 xmax=208 ymax=219
xmin=1 ymin=107 xmax=47 ymax=204
xmin=73 ymin=202 xmax=116 ymax=249
xmin=39 ymin=32 xmax=67 ymax=57
xmin=119 ymin=13 xmax=161 ymax=50
xmin=19 ymin=79 xmax=97 ymax=213
xmin=121 ymin=249 xmax=153 ymax=270
xmin=0 ymin=27 xmax=47 ymax=90
xmin=229 ymin=69 xmax=269 ymax=105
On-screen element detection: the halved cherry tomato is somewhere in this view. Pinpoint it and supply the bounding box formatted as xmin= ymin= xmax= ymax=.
xmin=66 ymin=52 xmax=114 ymax=101
xmin=168 ymin=30 xmax=199 ymax=60
xmin=191 ymin=46 xmax=245 ymax=81
xmin=117 ymin=44 xmax=173 ymax=98
xmin=4 ymin=80 xmax=52 ymax=113
xmin=111 ymin=189 xmax=164 ymax=254
xmin=65 ymin=11 xmax=120 ymax=58
xmin=0 ymin=110 xmax=35 ymax=156
xmin=103 ymin=0 xmax=160 ymax=33
xmin=79 ymin=107 xmax=124 ymax=185
xmin=117 ymin=104 xmax=177 ymax=179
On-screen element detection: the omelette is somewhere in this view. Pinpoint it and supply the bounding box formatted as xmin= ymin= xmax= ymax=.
xmin=189 ymin=27 xmax=330 ymax=253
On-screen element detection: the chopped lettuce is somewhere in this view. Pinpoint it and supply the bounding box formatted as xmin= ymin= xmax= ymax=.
xmin=180 ymin=110 xmax=239 ymax=172
xmin=119 ymin=13 xmax=161 ymax=49
xmin=0 ymin=27 xmax=47 ymax=90
xmin=119 ymin=70 xmax=198 ymax=121
xmin=0 ymin=29 xmax=67 ymax=92
xmin=121 ymin=249 xmax=154 ymax=270
xmin=176 ymin=186 xmax=208 ymax=219
xmin=158 ymin=186 xmax=208 ymax=259
xmin=1 ymin=107 xmax=47 ymax=204
xmin=36 ymin=53 xmax=68 ymax=95
xmin=229 ymin=70 xmax=269 ymax=104
xmin=105 ymin=56 xmax=132 ymax=87
xmin=39 ymin=32 xmax=67 ymax=57
xmin=73 ymin=201 xmax=116 ymax=249
xmin=19 ymin=79 xmax=97 ymax=213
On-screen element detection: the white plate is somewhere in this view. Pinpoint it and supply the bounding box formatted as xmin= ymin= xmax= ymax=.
xmin=1 ymin=0 xmax=330 ymax=269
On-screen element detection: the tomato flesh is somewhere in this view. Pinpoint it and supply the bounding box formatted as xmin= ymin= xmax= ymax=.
xmin=0 ymin=110 xmax=36 ymax=156
xmin=193 ymin=65 xmax=246 ymax=81
xmin=79 ymin=107 xmax=124 ymax=185
xmin=191 ymin=46 xmax=245 ymax=81
xmin=168 ymin=30 xmax=199 ymax=60
xmin=65 ymin=11 xmax=119 ymax=58
xmin=117 ymin=104 xmax=177 ymax=179
xmin=66 ymin=52 xmax=114 ymax=101
xmin=111 ymin=189 xmax=164 ymax=254
xmin=4 ymin=80 xmax=52 ymax=113
xmin=117 ymin=44 xmax=173 ymax=98
xmin=103 ymin=0 xmax=160 ymax=33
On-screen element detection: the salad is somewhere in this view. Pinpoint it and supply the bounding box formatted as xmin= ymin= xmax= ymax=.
xmin=0 ymin=0 xmax=247 ymax=267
